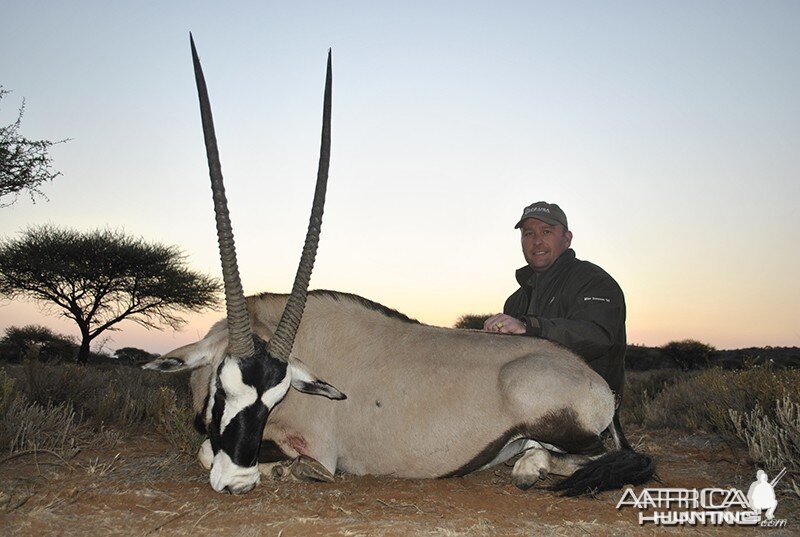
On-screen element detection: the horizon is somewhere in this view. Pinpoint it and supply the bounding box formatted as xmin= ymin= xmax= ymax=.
xmin=2 ymin=2 xmax=799 ymax=354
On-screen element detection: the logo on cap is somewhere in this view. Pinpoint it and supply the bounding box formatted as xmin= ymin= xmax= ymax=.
xmin=525 ymin=206 xmax=551 ymax=215
xmin=514 ymin=202 xmax=568 ymax=229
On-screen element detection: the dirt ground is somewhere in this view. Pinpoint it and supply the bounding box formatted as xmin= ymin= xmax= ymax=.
xmin=1 ymin=428 xmax=797 ymax=536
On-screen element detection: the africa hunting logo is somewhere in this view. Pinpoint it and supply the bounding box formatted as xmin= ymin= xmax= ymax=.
xmin=617 ymin=468 xmax=788 ymax=527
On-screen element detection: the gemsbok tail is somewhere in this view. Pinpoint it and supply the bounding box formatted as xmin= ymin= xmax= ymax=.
xmin=550 ymin=410 xmax=656 ymax=497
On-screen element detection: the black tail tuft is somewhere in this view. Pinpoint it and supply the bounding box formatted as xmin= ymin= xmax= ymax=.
xmin=549 ymin=449 xmax=655 ymax=497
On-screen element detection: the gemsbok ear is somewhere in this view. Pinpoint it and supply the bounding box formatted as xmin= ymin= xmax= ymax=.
xmin=143 ymin=356 xmax=190 ymax=372
xmin=289 ymin=360 xmax=347 ymax=400
xmin=143 ymin=339 xmax=220 ymax=372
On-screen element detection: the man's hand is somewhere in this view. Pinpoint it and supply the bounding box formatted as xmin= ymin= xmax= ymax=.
xmin=483 ymin=314 xmax=526 ymax=334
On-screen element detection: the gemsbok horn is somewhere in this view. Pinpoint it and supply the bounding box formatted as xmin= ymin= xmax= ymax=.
xmin=187 ymin=35 xmax=343 ymax=494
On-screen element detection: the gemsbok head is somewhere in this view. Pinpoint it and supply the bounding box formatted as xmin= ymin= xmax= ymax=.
xmin=187 ymin=35 xmax=345 ymax=494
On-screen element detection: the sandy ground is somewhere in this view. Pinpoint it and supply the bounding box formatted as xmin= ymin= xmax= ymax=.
xmin=1 ymin=428 xmax=797 ymax=536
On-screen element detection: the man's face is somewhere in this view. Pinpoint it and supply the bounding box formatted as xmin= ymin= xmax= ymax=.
xmin=520 ymin=218 xmax=573 ymax=273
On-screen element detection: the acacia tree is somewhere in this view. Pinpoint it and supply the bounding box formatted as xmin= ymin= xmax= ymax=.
xmin=0 ymin=87 xmax=65 ymax=206
xmin=0 ymin=226 xmax=220 ymax=364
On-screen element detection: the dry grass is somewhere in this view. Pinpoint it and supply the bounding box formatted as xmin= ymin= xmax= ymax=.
xmin=642 ymin=366 xmax=800 ymax=436
xmin=4 ymin=398 xmax=87 ymax=457
xmin=0 ymin=362 xmax=202 ymax=459
xmin=0 ymin=361 xmax=201 ymax=517
xmin=0 ymin=368 xmax=87 ymax=459
xmin=731 ymin=395 xmax=800 ymax=499
xmin=621 ymin=369 xmax=687 ymax=425
xmin=621 ymin=365 xmax=800 ymax=501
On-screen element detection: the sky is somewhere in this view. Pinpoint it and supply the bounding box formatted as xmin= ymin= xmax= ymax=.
xmin=1 ymin=1 xmax=798 ymax=354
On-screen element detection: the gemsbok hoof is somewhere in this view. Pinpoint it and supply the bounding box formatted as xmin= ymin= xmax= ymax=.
xmin=290 ymin=455 xmax=335 ymax=482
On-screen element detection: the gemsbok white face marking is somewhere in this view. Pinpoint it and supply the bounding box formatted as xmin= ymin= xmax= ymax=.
xmin=261 ymin=373 xmax=291 ymax=409
xmin=210 ymin=449 xmax=261 ymax=494
xmin=198 ymin=438 xmax=213 ymax=470
xmin=218 ymin=358 xmax=258 ymax=433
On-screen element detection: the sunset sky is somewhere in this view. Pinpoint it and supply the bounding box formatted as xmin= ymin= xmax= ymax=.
xmin=2 ymin=1 xmax=798 ymax=354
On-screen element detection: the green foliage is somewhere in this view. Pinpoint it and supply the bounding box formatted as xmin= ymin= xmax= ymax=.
xmin=454 ymin=313 xmax=491 ymax=330
xmin=0 ymin=325 xmax=77 ymax=362
xmin=0 ymin=226 xmax=220 ymax=363
xmin=661 ymin=339 xmax=716 ymax=371
xmin=731 ymin=396 xmax=800 ymax=499
xmin=0 ymin=87 xmax=66 ymax=206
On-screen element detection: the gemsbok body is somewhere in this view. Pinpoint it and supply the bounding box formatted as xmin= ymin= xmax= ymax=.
xmin=146 ymin=37 xmax=655 ymax=496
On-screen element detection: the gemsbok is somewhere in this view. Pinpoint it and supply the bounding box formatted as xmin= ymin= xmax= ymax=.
xmin=146 ymin=37 xmax=655 ymax=497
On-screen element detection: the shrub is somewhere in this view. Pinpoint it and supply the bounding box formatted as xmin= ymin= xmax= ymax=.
xmin=114 ymin=347 xmax=158 ymax=365
xmin=454 ymin=314 xmax=491 ymax=330
xmin=661 ymin=339 xmax=716 ymax=371
xmin=621 ymin=369 xmax=687 ymax=425
xmin=18 ymin=360 xmax=190 ymax=426
xmin=0 ymin=368 xmax=15 ymax=412
xmin=731 ymin=396 xmax=800 ymax=499
xmin=154 ymin=386 xmax=204 ymax=455
xmin=644 ymin=367 xmax=800 ymax=437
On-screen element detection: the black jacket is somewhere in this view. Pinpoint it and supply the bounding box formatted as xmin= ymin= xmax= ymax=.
xmin=503 ymin=249 xmax=626 ymax=394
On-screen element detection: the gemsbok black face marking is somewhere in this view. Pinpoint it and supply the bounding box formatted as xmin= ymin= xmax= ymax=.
xmin=188 ymin=34 xmax=343 ymax=494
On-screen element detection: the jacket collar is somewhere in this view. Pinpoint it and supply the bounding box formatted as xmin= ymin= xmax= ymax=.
xmin=515 ymin=248 xmax=576 ymax=288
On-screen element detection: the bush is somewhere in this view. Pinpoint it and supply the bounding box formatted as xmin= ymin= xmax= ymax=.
xmin=661 ymin=339 xmax=716 ymax=371
xmin=154 ymin=386 xmax=204 ymax=455
xmin=454 ymin=314 xmax=491 ymax=330
xmin=0 ymin=325 xmax=77 ymax=363
xmin=644 ymin=367 xmax=800 ymax=437
xmin=621 ymin=369 xmax=687 ymax=425
xmin=114 ymin=347 xmax=158 ymax=365
xmin=731 ymin=396 xmax=800 ymax=499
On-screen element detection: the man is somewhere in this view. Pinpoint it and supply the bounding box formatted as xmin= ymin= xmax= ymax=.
xmin=483 ymin=201 xmax=626 ymax=396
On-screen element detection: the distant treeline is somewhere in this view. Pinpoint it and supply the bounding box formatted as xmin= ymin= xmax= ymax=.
xmin=626 ymin=343 xmax=800 ymax=371
xmin=454 ymin=313 xmax=800 ymax=371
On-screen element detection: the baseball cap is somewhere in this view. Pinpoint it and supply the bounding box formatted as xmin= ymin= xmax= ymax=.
xmin=514 ymin=201 xmax=568 ymax=230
